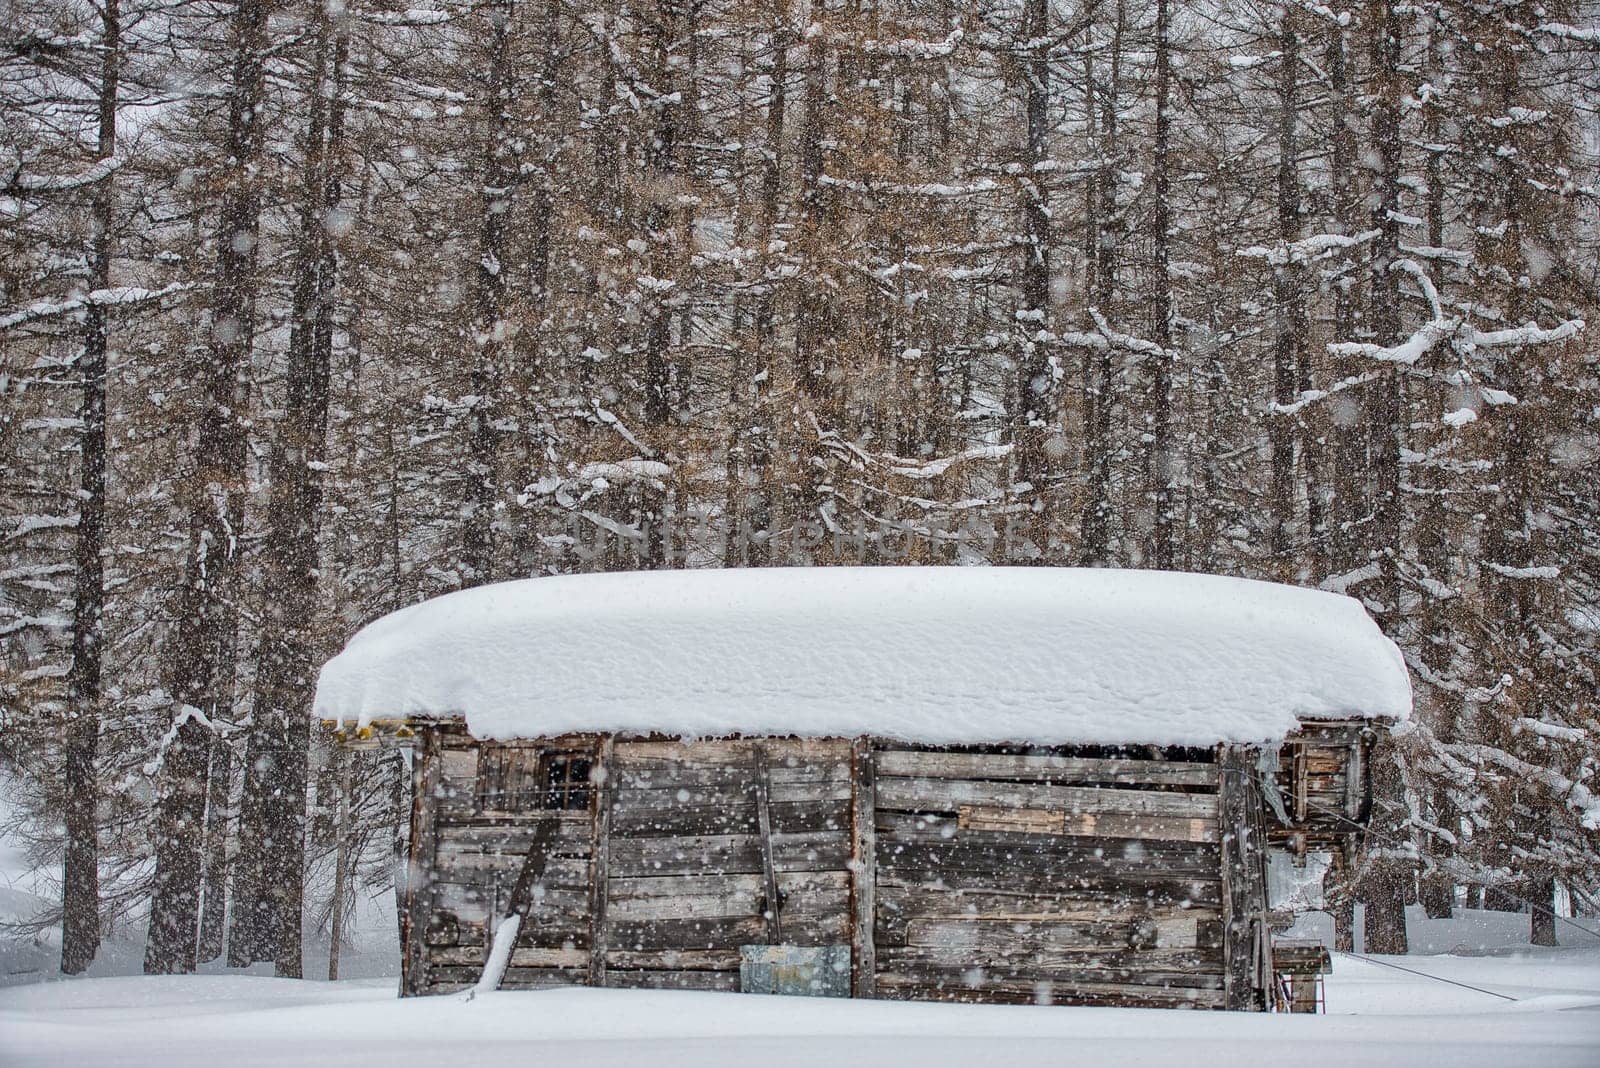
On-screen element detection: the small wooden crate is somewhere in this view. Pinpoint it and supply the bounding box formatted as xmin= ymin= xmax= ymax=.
xmin=1272 ymin=939 xmax=1331 ymax=1014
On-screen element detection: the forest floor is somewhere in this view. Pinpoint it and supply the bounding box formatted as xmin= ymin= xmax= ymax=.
xmin=2 ymin=925 xmax=1598 ymax=1067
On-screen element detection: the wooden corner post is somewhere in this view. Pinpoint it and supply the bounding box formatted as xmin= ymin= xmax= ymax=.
xmin=1218 ymin=745 xmax=1270 ymax=1011
xmin=850 ymin=737 xmax=877 ymax=998
xmin=588 ymin=734 xmax=615 ymax=988
xmin=400 ymin=728 xmax=442 ymax=997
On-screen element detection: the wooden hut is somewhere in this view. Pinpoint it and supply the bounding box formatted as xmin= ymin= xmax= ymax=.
xmin=315 ymin=567 xmax=1410 ymax=1010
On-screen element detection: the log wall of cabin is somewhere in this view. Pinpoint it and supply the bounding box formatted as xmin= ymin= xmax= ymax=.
xmin=402 ymin=730 xmax=1280 ymax=1010
xmin=867 ymin=747 xmax=1235 ymax=1009
xmin=599 ymin=737 xmax=854 ymax=991
xmin=403 ymin=731 xmax=855 ymax=996
xmin=406 ymin=726 xmax=598 ymax=994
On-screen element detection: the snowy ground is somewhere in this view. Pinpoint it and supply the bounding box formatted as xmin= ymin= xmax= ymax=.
xmin=6 ymin=789 xmax=1597 ymax=1066
xmin=3 ymin=917 xmax=1597 ymax=1067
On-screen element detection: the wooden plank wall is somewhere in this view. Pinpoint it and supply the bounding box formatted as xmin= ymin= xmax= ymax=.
xmin=405 ymin=731 xmax=1275 ymax=1010
xmin=869 ymin=747 xmax=1232 ymax=1009
xmin=600 ymin=738 xmax=854 ymax=991
xmin=407 ymin=727 xmax=597 ymax=994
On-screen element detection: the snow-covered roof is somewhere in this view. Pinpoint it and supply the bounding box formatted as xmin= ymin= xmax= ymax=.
xmin=314 ymin=567 xmax=1411 ymax=747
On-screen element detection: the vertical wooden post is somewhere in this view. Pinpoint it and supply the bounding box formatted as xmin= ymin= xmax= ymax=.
xmin=752 ymin=742 xmax=784 ymax=944
xmin=1218 ymin=745 xmax=1269 ymax=1010
xmin=1292 ymin=743 xmax=1308 ymax=823
xmin=400 ymin=730 xmax=442 ymax=996
xmin=1344 ymin=738 xmax=1365 ymax=819
xmin=850 ymin=737 xmax=877 ymax=998
xmin=587 ymin=735 xmax=614 ymax=988
xmin=328 ymin=743 xmax=353 ymax=981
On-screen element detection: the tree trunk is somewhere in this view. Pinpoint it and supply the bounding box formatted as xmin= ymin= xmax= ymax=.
xmin=1080 ymin=6 xmax=1122 ymax=565
xmin=237 ymin=10 xmax=346 ymax=978
xmin=144 ymin=714 xmax=213 ymax=974
xmin=789 ymin=28 xmax=834 ymax=544
xmin=637 ymin=0 xmax=686 ymax=569
xmin=460 ymin=0 xmax=518 ymax=584
xmin=1361 ymin=740 xmax=1410 ymax=955
xmin=195 ymin=739 xmax=232 ymax=962
xmin=1010 ymin=0 xmax=1054 ymax=553
xmin=1355 ymin=2 xmax=1411 ymax=961
xmin=1268 ymin=9 xmax=1300 ymax=573
xmin=738 ymin=17 xmax=790 ymax=567
xmin=1326 ymin=872 xmax=1356 ymax=952
xmin=1529 ymin=876 xmax=1555 ymax=940
xmin=61 ymin=0 xmax=119 ymax=978
xmin=1324 ymin=23 xmax=1363 ymax=574
xmin=328 ymin=746 xmax=353 ymax=981
xmin=1146 ymin=0 xmax=1175 ymax=570
xmin=148 ymin=0 xmax=267 ymax=975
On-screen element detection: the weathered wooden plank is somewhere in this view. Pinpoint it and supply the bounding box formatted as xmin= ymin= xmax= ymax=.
xmin=613 ymin=761 xmax=852 ymax=790
xmin=602 ymin=969 xmax=741 ymax=992
xmin=589 ymin=735 xmax=614 ymax=988
xmin=427 ymin=965 xmax=585 ymax=989
xmin=1305 ymin=753 xmax=1345 ymax=775
xmin=879 ymin=808 xmax=1222 ymax=845
xmin=876 ymin=946 xmax=1224 ymax=987
xmin=1346 ymin=739 xmax=1365 ymax=818
xmin=901 ymin=915 xmax=1209 ymax=952
xmin=610 ymin=912 xmax=846 ymax=951
xmin=1292 ymin=743 xmax=1309 ymax=822
xmin=875 ymin=777 xmax=1220 ymax=819
xmin=952 ymin=805 xmax=1218 ymax=843
xmin=604 ymin=948 xmax=743 ymax=971
xmin=957 ymin=805 xmax=1064 ymax=834
xmin=875 ymin=885 xmax=1221 ymax=920
xmin=432 ymin=850 xmax=593 ymax=883
xmin=873 ymin=974 xmax=1228 ymax=1009
xmin=422 ymin=915 xmax=590 ymax=952
xmin=875 ymin=865 xmax=1224 ymax=905
xmin=874 ymin=889 xmax=1222 ymax=946
xmin=607 ymin=830 xmax=849 ymax=877
xmin=875 ymin=750 xmax=1218 ymax=788
xmin=613 ymin=738 xmax=852 ymax=768
xmin=430 ymin=877 xmax=591 ymax=911
xmin=851 ymin=737 xmax=877 ymax=999
xmin=434 ymin=817 xmax=593 ymax=846
xmin=609 ymin=798 xmax=850 ymax=839
xmin=438 ymin=747 xmax=478 ymax=784
xmin=876 ymin=839 xmax=1221 ymax=882
xmin=429 ymin=945 xmax=589 ymax=969
xmin=609 ymin=868 xmax=849 ymax=901
xmin=610 ymin=780 xmax=854 ymax=812
xmin=606 ymin=870 xmax=848 ymax=923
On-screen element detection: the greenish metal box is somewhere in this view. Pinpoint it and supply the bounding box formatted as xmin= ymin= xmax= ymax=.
xmin=739 ymin=944 xmax=852 ymax=997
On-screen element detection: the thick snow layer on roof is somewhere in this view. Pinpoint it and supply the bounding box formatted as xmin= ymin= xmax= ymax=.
xmin=314 ymin=567 xmax=1411 ymax=746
